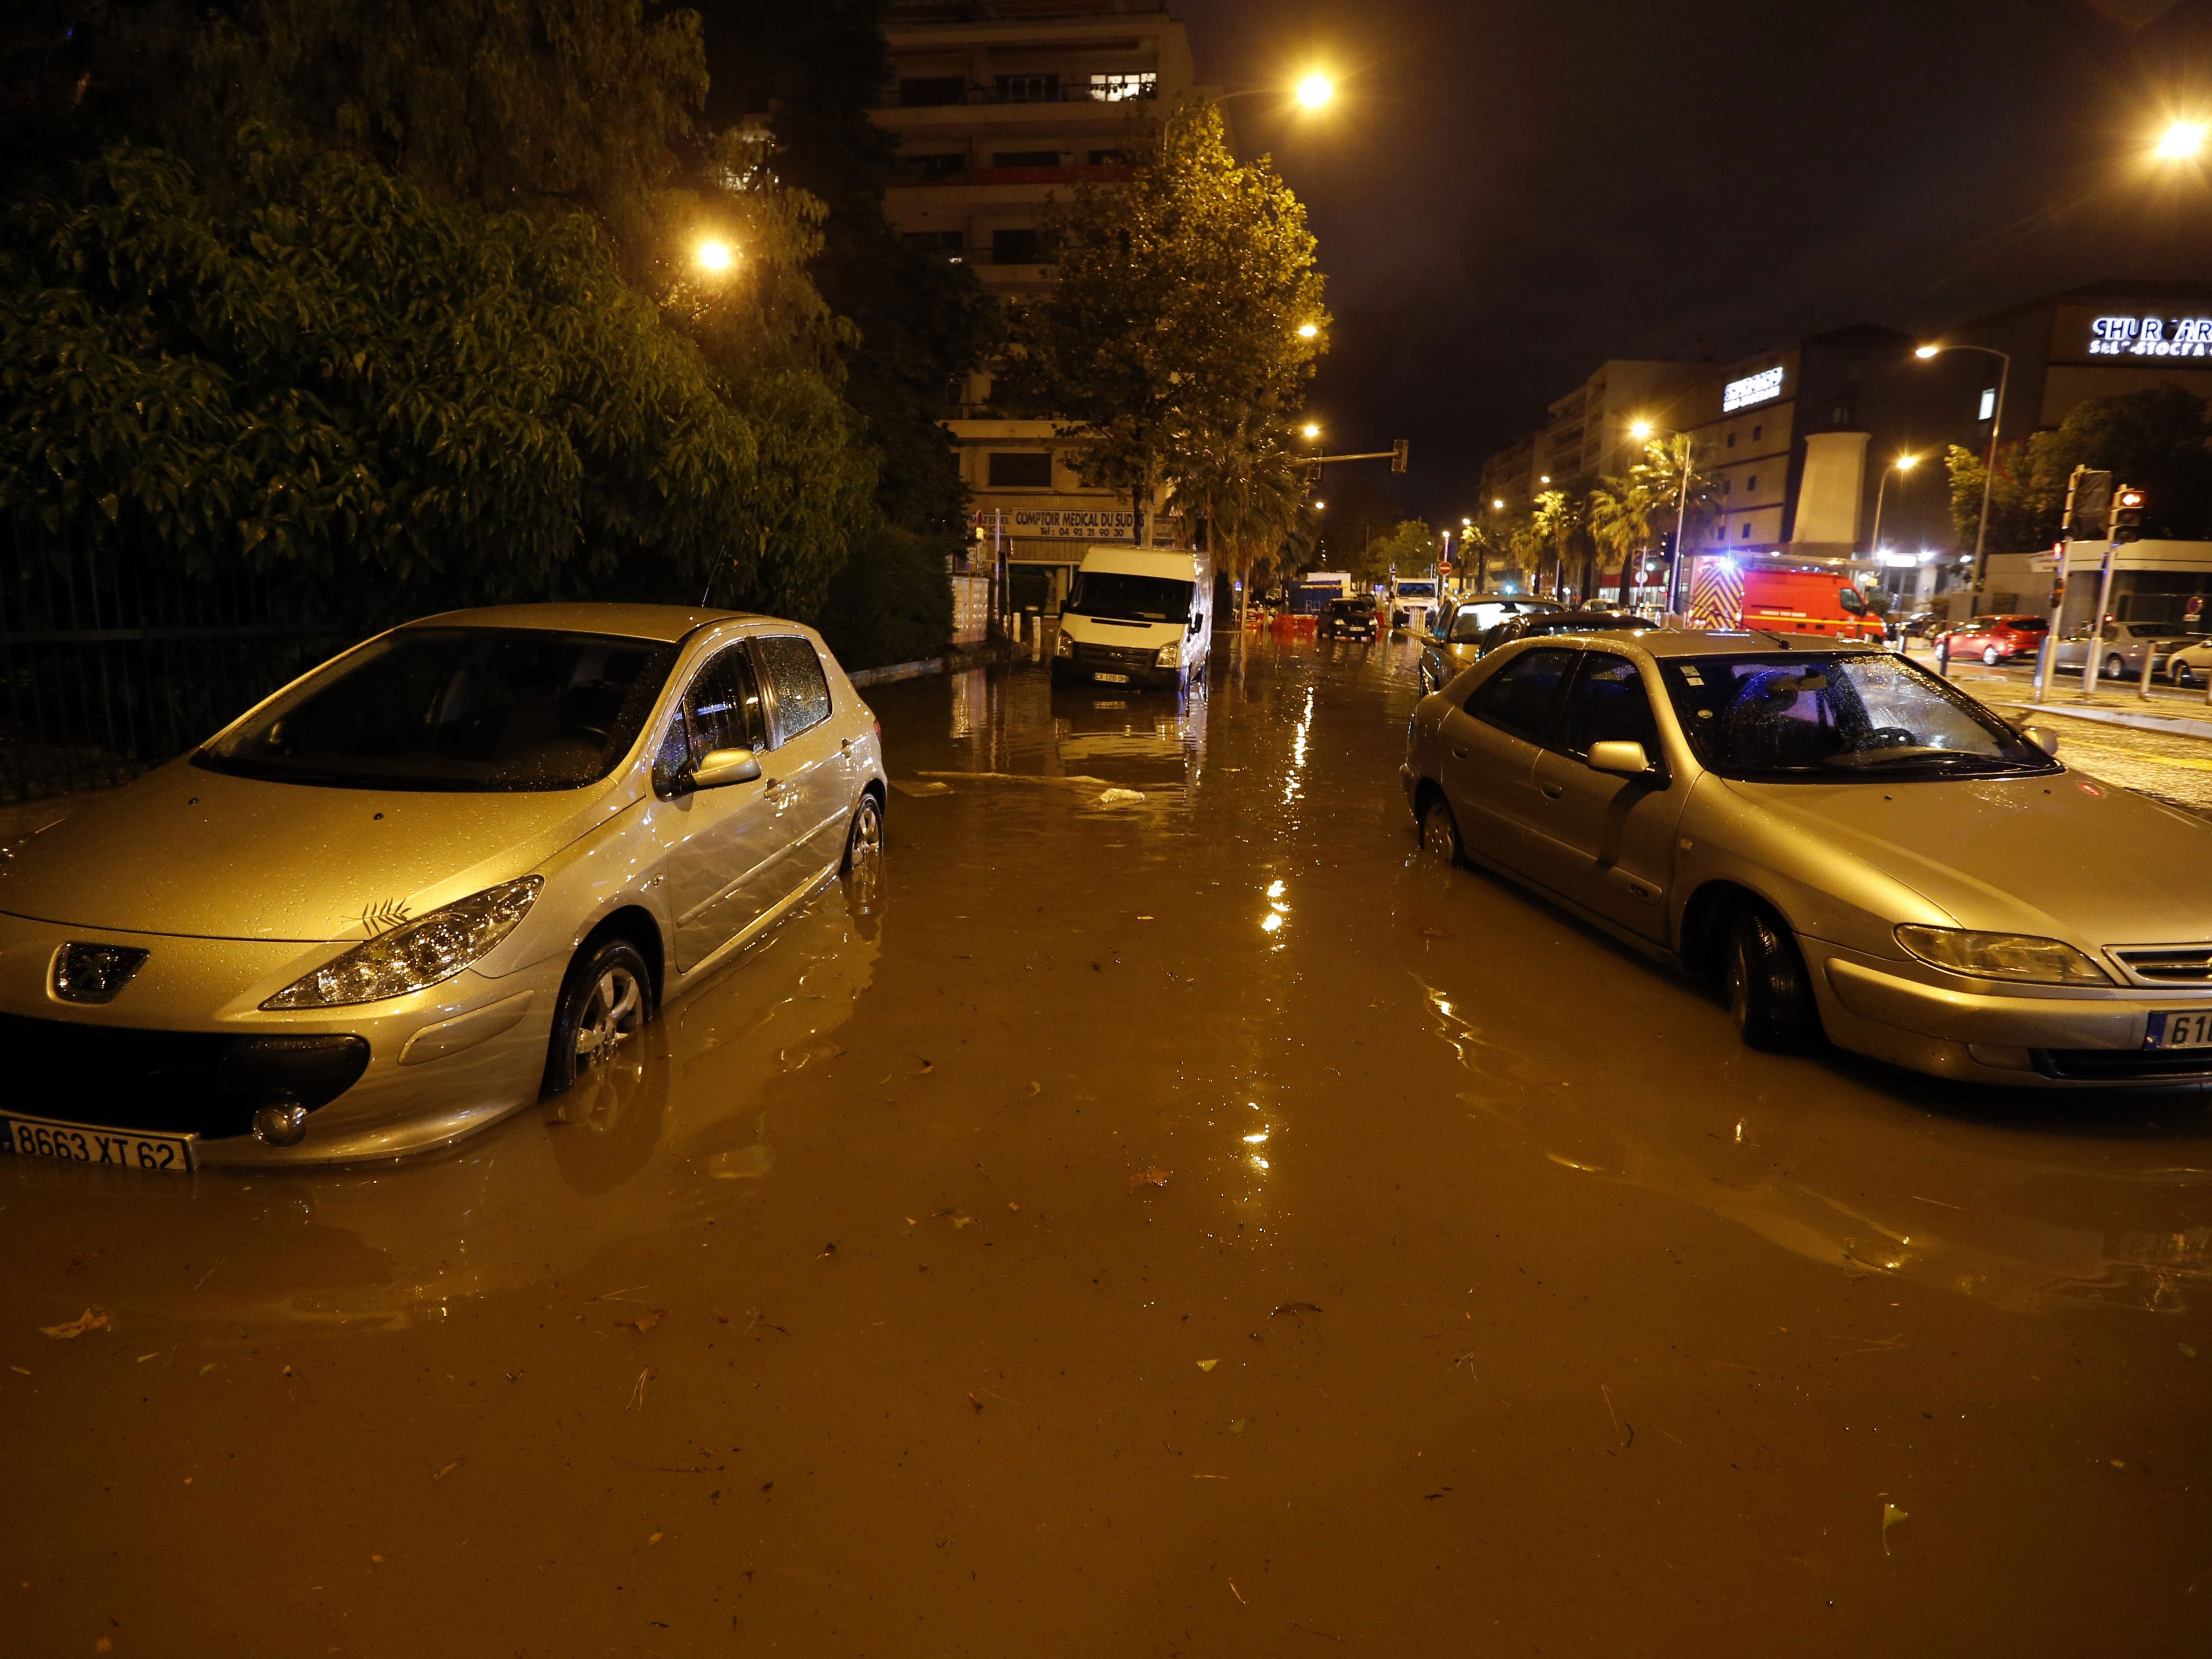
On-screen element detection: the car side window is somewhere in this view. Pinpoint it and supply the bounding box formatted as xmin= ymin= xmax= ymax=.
xmin=1467 ymin=648 xmax=1577 ymax=745
xmin=1451 ymin=608 xmax=1491 ymax=643
xmin=654 ymin=645 xmax=767 ymax=790
xmin=1561 ymin=654 xmax=1661 ymax=760
xmin=756 ymin=635 xmax=832 ymax=744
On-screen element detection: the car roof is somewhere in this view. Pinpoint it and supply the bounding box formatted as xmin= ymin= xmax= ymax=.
xmin=403 ymin=603 xmax=758 ymax=644
xmin=1497 ymin=627 xmax=1893 ymax=662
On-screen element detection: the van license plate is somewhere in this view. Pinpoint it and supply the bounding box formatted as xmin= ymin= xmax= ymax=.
xmin=2144 ymin=1010 xmax=2212 ymax=1050
xmin=1 ymin=1113 xmax=196 ymax=1171
xmin=1093 ymin=672 xmax=1130 ymax=684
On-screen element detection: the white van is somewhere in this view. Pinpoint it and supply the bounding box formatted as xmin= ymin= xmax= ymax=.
xmin=1051 ymin=544 xmax=1214 ymax=691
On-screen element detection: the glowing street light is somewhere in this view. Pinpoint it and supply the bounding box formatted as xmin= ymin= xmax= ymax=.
xmin=1630 ymin=420 xmax=1654 ymax=439
xmin=694 ymin=237 xmax=736 ymax=273
xmin=1302 ymin=423 xmax=1321 ymax=439
xmin=1296 ymin=73 xmax=1335 ymax=110
xmin=1312 ymin=499 xmax=1327 ymax=510
xmin=1296 ymin=322 xmax=1320 ymax=340
xmin=1870 ymin=451 xmax=1922 ymax=558
xmin=2156 ymin=120 xmax=2207 ymax=161
xmin=1491 ymin=498 xmax=1504 ymax=510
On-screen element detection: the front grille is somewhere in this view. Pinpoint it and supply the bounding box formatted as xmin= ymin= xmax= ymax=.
xmin=2033 ymin=1046 xmax=2212 ymax=1081
xmin=0 ymin=1014 xmax=369 ymax=1140
xmin=1073 ymin=642 xmax=1160 ymax=672
xmin=2110 ymin=945 xmax=2212 ymax=984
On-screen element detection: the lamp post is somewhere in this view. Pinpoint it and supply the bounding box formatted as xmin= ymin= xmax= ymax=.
xmin=1914 ymin=343 xmax=2011 ymax=612
xmin=1631 ymin=420 xmax=1696 ymax=619
xmin=1868 ymin=452 xmax=1920 ymax=559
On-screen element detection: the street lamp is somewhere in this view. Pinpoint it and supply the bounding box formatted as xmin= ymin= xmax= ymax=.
xmin=694 ymin=236 xmax=736 ymax=273
xmin=1296 ymin=322 xmax=1319 ymax=340
xmin=2156 ymin=120 xmax=2207 ymax=161
xmin=1296 ymin=73 xmax=1335 ymax=110
xmin=1915 ymin=342 xmax=2011 ymax=609
xmin=1302 ymin=423 xmax=1321 ymax=440
xmin=1631 ymin=419 xmax=1696 ymax=617
xmin=1869 ymin=452 xmax=1921 ymax=558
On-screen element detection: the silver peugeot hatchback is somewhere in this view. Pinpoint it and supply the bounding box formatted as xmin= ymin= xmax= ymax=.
xmin=0 ymin=604 xmax=886 ymax=1167
xmin=1404 ymin=627 xmax=2212 ymax=1086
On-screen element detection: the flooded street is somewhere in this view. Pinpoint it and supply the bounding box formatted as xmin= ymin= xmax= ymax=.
xmin=6 ymin=635 xmax=2210 ymax=1655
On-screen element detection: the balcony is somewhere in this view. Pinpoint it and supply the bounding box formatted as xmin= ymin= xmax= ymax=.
xmin=886 ymin=74 xmax=1158 ymax=109
xmin=891 ymin=163 xmax=1135 ymax=188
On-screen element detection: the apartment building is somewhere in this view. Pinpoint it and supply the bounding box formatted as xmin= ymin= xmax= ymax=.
xmin=874 ymin=1 xmax=1203 ymax=611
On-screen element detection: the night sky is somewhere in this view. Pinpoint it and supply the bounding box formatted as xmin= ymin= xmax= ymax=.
xmin=1175 ymin=0 xmax=2212 ymax=520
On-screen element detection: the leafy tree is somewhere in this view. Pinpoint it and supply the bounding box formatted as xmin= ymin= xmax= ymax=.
xmin=1354 ymin=519 xmax=1434 ymax=589
xmin=694 ymin=0 xmax=999 ymax=535
xmin=1178 ymin=411 xmax=1309 ymax=625
xmin=998 ymin=104 xmax=1326 ymax=542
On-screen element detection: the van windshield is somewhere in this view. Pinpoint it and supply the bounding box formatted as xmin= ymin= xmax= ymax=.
xmin=1066 ymin=571 xmax=1194 ymax=624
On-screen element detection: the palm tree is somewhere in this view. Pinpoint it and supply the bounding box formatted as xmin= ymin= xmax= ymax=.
xmin=1633 ymin=435 xmax=1718 ymax=602
xmin=1175 ymin=413 xmax=1309 ymax=631
xmin=1529 ymin=488 xmax=1589 ymax=602
xmin=1589 ymin=474 xmax=1655 ymax=607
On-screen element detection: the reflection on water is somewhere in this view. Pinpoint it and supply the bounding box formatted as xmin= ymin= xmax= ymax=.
xmin=1411 ymin=969 xmax=2212 ymax=1314
xmin=2 ymin=873 xmax=884 ymax=1330
xmin=937 ymin=664 xmax=1209 ymax=801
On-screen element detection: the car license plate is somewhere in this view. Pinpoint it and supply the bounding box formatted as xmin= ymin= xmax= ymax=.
xmin=2143 ymin=1010 xmax=2212 ymax=1051
xmin=0 ymin=1113 xmax=196 ymax=1172
xmin=1093 ymin=671 xmax=1130 ymax=684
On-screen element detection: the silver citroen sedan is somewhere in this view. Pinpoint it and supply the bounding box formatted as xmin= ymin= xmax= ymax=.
xmin=0 ymin=604 xmax=886 ymax=1167
xmin=1403 ymin=628 xmax=2212 ymax=1087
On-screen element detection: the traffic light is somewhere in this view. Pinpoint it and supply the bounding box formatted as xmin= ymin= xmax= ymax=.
xmin=2061 ymin=466 xmax=2110 ymax=540
xmin=2110 ymin=486 xmax=2146 ymax=544
xmin=1391 ymin=438 xmax=1409 ymax=474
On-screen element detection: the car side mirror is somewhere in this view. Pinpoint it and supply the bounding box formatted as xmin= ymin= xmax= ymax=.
xmin=2019 ymin=725 xmax=2060 ymax=757
xmin=690 ymin=746 xmax=762 ymax=789
xmin=1587 ymin=740 xmax=1654 ymax=776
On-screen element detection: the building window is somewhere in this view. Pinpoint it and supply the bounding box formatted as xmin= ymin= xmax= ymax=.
xmin=990 ymin=227 xmax=1043 ymax=264
xmin=987 ymin=452 xmax=1053 ymax=488
xmin=893 ymin=152 xmax=969 ymax=181
xmin=992 ymin=151 xmax=1060 ymax=168
xmin=1979 ymin=387 xmax=1997 ymax=421
xmin=898 ymin=77 xmax=966 ymax=108
xmin=1726 ymin=432 xmax=1737 ymax=448
xmin=995 ymin=73 xmax=1059 ymax=103
xmin=1747 ymin=474 xmax=1757 ymax=490
xmin=1088 ymin=72 xmax=1157 ymax=102
xmin=1741 ymin=524 xmax=1753 ymax=540
xmin=1751 ymin=424 xmax=1762 ymax=441
xmin=1086 ymin=149 xmax=1130 ymax=166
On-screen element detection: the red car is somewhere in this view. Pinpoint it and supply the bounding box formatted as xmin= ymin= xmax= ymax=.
xmin=1939 ymin=614 xmax=2049 ymax=664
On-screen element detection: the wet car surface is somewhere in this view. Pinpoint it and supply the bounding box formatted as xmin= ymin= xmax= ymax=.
xmin=4 ymin=633 xmax=2208 ymax=1654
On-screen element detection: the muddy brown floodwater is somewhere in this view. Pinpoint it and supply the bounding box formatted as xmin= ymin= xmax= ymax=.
xmin=5 ymin=634 xmax=2210 ymax=1655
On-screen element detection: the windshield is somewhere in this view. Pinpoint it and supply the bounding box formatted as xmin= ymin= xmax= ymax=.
xmin=1327 ymin=600 xmax=1369 ymax=617
xmin=1065 ymin=571 xmax=1194 ymax=623
xmin=198 ymin=628 xmax=678 ymax=792
xmin=1396 ymin=582 xmax=1436 ymax=598
xmin=1660 ymin=652 xmax=2055 ymax=780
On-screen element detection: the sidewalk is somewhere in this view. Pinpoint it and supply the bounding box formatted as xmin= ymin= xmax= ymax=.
xmin=1898 ymin=645 xmax=2212 ymax=741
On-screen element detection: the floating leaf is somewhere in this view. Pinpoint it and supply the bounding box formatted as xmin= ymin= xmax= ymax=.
xmin=2181 ymin=1343 xmax=2198 ymax=1359
xmin=1130 ymin=1167 xmax=1173 ymax=1191
xmin=433 ymin=1460 xmax=462 ymax=1481
xmin=618 ymin=1310 xmax=666 ymax=1335
xmin=1197 ymin=1358 xmax=1219 ymax=1372
xmin=1881 ymin=1501 xmax=1908 ymax=1554
xmin=1228 ymin=1419 xmax=1248 ymax=1435
xmin=40 ymin=1307 xmax=111 ymax=1339
xmin=1268 ymin=1301 xmax=1322 ymax=1318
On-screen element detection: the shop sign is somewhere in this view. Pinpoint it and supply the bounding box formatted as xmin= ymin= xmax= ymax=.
xmin=2086 ymin=314 xmax=2212 ymax=358
xmin=1722 ymin=366 xmax=1785 ymax=411
xmin=979 ymin=508 xmax=1137 ymax=540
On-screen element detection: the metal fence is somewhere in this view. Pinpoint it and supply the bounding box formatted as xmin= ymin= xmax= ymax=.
xmin=1 ymin=538 xmax=356 ymax=804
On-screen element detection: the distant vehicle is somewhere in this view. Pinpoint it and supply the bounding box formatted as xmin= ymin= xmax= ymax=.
xmin=2050 ymin=621 xmax=2194 ymax=682
xmin=0 ymin=605 xmax=887 ymax=1166
xmin=1736 ymin=570 xmax=1888 ymax=644
xmin=1940 ymin=614 xmax=2049 ymax=665
xmin=1053 ymin=544 xmax=1214 ymax=690
xmin=1404 ymin=630 xmax=2212 ymax=1086
xmin=1468 ymin=608 xmax=1658 ymax=664
xmin=1416 ymin=597 xmax=1562 ymax=693
xmin=1390 ymin=578 xmax=1440 ymax=632
xmin=1897 ymin=611 xmax=1944 ymax=641
xmin=1319 ymin=596 xmax=1378 ymax=641
xmin=2159 ymin=634 xmax=2212 ymax=687
xmin=1289 ymin=572 xmax=1354 ymax=619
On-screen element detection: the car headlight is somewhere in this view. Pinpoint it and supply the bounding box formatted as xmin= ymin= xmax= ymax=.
xmin=262 ymin=877 xmax=544 ymax=1009
xmin=1894 ymin=924 xmax=2112 ymax=986
xmin=1155 ymin=643 xmax=1181 ymax=667
xmin=1053 ymin=628 xmax=1073 ymax=657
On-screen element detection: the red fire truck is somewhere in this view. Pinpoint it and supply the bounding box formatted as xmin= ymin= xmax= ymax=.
xmin=1736 ymin=568 xmax=1886 ymax=643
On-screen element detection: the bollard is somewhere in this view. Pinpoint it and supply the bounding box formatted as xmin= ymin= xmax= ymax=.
xmin=1935 ymin=633 xmax=1950 ymax=679
xmin=2140 ymin=642 xmax=2157 ymax=702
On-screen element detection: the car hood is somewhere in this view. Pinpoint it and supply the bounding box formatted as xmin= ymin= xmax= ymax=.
xmin=0 ymin=759 xmax=636 ymax=942
xmin=1726 ymin=768 xmax=2212 ymax=948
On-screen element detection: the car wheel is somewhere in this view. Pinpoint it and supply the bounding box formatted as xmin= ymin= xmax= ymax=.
xmin=544 ymin=936 xmax=653 ymax=1096
xmin=1983 ymin=646 xmax=2001 ymax=666
xmin=1721 ymin=907 xmax=1822 ymax=1054
xmin=2176 ymin=661 xmax=2199 ymax=688
xmin=1419 ymin=795 xmax=1463 ymax=865
xmin=2105 ymin=653 xmax=2126 ymax=680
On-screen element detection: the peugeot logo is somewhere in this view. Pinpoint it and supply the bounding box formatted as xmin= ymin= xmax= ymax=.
xmin=53 ymin=942 xmax=149 ymax=1004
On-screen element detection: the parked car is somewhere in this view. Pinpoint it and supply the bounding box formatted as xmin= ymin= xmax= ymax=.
xmin=1465 ymin=609 xmax=1658 ymax=669
xmin=1416 ymin=597 xmax=1563 ymax=693
xmin=0 ymin=604 xmax=887 ymax=1167
xmin=1403 ymin=628 xmax=2212 ymax=1085
xmin=1938 ymin=614 xmax=2049 ymax=664
xmin=1053 ymin=544 xmax=1215 ymax=690
xmin=1897 ymin=611 xmax=1945 ymax=641
xmin=2161 ymin=635 xmax=2212 ymax=687
xmin=2049 ymin=621 xmax=2195 ymax=682
xmin=1318 ymin=596 xmax=1379 ymax=641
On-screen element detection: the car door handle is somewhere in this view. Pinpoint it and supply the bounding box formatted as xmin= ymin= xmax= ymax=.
xmin=1539 ymin=782 xmax=1565 ymax=800
xmin=1450 ymin=745 xmax=1469 ymax=759
xmin=762 ymin=777 xmax=784 ymax=793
